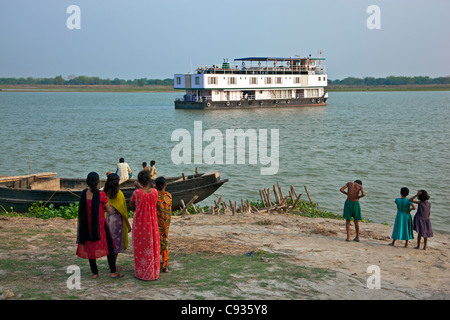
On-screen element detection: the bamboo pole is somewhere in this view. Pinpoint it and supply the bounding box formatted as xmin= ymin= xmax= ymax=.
xmin=27 ymin=155 xmax=31 ymax=188
xmin=217 ymin=196 xmax=223 ymax=209
xmin=265 ymin=188 xmax=272 ymax=206
xmin=273 ymin=185 xmax=280 ymax=205
xmin=259 ymin=190 xmax=267 ymax=207
xmin=223 ymin=201 xmax=228 ymax=214
xmin=277 ymin=183 xmax=284 ymax=201
xmin=291 ymin=193 xmax=303 ymax=209
xmin=214 ymin=201 xmax=219 ymax=213
xmin=229 ymin=200 xmax=236 ymax=216
xmin=304 ymin=184 xmax=312 ymax=202
xmin=291 ymin=185 xmax=298 ymax=199
xmin=263 ymin=189 xmax=269 ymax=206
xmin=179 ymin=195 xmax=199 ymax=216
xmin=289 ymin=189 xmax=295 ymax=204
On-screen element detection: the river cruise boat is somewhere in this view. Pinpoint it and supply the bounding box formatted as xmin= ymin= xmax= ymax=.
xmin=174 ymin=55 xmax=328 ymax=109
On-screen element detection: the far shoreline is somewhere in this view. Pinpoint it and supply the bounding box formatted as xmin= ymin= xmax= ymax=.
xmin=1 ymin=84 xmax=450 ymax=93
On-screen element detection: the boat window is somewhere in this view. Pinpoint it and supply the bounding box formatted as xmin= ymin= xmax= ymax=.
xmin=228 ymin=77 xmax=236 ymax=85
xmin=208 ymin=77 xmax=218 ymax=85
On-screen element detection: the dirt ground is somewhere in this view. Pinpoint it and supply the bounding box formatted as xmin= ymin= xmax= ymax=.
xmin=171 ymin=212 xmax=450 ymax=299
xmin=1 ymin=211 xmax=449 ymax=300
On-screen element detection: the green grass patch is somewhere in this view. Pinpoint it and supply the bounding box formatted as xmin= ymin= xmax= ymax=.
xmin=128 ymin=249 xmax=335 ymax=299
xmin=1 ymin=197 xmax=372 ymax=223
xmin=0 ymin=246 xmax=335 ymax=299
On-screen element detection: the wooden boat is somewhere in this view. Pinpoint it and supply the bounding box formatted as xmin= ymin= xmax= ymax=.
xmin=0 ymin=171 xmax=228 ymax=213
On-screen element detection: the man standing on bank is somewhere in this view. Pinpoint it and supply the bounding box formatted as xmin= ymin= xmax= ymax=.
xmin=340 ymin=180 xmax=366 ymax=242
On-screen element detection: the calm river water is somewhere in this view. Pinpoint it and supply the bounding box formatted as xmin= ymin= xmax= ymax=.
xmin=1 ymin=91 xmax=449 ymax=233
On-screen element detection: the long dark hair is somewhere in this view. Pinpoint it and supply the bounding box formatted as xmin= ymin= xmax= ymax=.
xmin=78 ymin=172 xmax=101 ymax=244
xmin=104 ymin=173 xmax=120 ymax=199
xmin=86 ymin=172 xmax=100 ymax=193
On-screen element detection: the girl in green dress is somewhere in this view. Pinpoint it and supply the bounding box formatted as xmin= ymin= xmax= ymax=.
xmin=390 ymin=187 xmax=415 ymax=248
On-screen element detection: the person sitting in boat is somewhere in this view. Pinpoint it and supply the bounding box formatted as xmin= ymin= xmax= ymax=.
xmin=142 ymin=162 xmax=150 ymax=172
xmin=116 ymin=158 xmax=132 ymax=184
xmin=150 ymin=160 xmax=157 ymax=182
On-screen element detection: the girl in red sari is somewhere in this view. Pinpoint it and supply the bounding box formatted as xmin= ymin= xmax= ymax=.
xmin=76 ymin=172 xmax=124 ymax=279
xmin=130 ymin=170 xmax=160 ymax=281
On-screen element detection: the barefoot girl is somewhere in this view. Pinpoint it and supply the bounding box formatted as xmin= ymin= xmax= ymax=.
xmin=410 ymin=190 xmax=433 ymax=250
xmin=390 ymin=187 xmax=415 ymax=248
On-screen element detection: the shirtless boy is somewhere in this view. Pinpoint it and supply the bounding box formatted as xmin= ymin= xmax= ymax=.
xmin=340 ymin=180 xmax=366 ymax=242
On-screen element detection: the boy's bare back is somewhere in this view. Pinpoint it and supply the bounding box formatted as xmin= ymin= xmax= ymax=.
xmin=340 ymin=181 xmax=365 ymax=201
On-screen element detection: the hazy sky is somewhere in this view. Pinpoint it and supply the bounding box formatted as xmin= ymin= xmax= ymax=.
xmin=0 ymin=0 xmax=449 ymax=80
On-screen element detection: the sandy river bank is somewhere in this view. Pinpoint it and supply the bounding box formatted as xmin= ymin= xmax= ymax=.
xmin=0 ymin=212 xmax=449 ymax=300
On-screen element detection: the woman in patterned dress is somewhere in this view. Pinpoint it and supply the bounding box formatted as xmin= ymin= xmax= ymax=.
xmin=76 ymin=172 xmax=124 ymax=279
xmin=130 ymin=170 xmax=160 ymax=281
xmin=104 ymin=173 xmax=132 ymax=270
xmin=155 ymin=177 xmax=172 ymax=273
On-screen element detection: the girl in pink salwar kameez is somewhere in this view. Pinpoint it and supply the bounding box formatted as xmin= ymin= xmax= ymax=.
xmin=130 ymin=170 xmax=160 ymax=281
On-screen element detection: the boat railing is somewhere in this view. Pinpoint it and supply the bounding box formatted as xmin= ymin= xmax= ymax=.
xmin=176 ymin=94 xmax=213 ymax=102
xmin=196 ymin=65 xmax=326 ymax=75
xmin=242 ymin=95 xmax=256 ymax=100
xmin=176 ymin=94 xmax=262 ymax=102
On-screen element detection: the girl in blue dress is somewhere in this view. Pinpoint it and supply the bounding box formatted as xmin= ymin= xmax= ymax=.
xmin=389 ymin=187 xmax=415 ymax=248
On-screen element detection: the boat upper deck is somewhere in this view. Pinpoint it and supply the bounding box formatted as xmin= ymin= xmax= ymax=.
xmin=196 ymin=56 xmax=326 ymax=75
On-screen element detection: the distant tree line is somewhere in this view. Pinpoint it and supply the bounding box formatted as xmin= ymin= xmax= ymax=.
xmin=0 ymin=76 xmax=174 ymax=86
xmin=329 ymin=76 xmax=450 ymax=86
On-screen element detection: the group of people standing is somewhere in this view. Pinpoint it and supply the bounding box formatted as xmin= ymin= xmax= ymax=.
xmin=389 ymin=188 xmax=433 ymax=249
xmin=340 ymin=180 xmax=433 ymax=250
xmin=76 ymin=160 xmax=171 ymax=281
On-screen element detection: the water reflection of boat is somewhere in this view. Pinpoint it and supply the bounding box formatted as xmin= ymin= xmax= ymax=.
xmin=0 ymin=171 xmax=228 ymax=212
